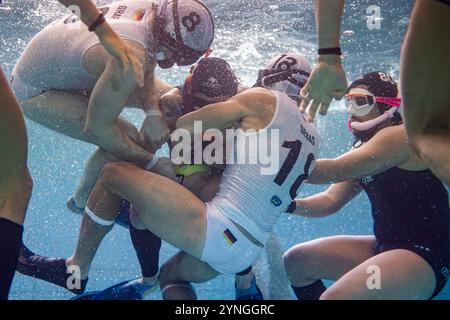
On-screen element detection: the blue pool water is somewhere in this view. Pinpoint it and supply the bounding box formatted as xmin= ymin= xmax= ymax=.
xmin=1 ymin=0 xmax=449 ymax=299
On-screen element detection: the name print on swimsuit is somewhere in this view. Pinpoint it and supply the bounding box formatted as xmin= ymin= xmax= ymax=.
xmin=112 ymin=6 xmax=128 ymax=19
xmin=300 ymin=124 xmax=316 ymax=146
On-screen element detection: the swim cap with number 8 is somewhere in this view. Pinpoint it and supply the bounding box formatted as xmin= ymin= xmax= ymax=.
xmin=155 ymin=0 xmax=214 ymax=66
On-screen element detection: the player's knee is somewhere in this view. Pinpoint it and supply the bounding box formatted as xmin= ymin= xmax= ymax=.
xmin=283 ymin=245 xmax=315 ymax=280
xmin=159 ymin=263 xmax=170 ymax=283
xmin=19 ymin=100 xmax=33 ymax=118
xmin=319 ymin=288 xmax=341 ymax=300
xmin=21 ymin=169 xmax=33 ymax=200
xmin=0 ymin=168 xmax=33 ymax=223
xmin=282 ymin=249 xmax=296 ymax=275
xmin=159 ymin=260 xmax=180 ymax=285
xmin=19 ymin=99 xmax=44 ymax=124
xmin=319 ymin=287 xmax=352 ymax=300
xmin=9 ymin=168 xmax=33 ymax=201
xmin=98 ymin=162 xmax=127 ymax=186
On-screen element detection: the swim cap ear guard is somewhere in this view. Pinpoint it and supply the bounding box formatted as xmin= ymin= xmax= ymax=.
xmin=155 ymin=51 xmax=166 ymax=61
xmin=155 ymin=51 xmax=175 ymax=68
xmin=153 ymin=0 xmax=214 ymax=67
xmin=254 ymin=69 xmax=310 ymax=96
xmin=253 ymin=53 xmax=311 ymax=101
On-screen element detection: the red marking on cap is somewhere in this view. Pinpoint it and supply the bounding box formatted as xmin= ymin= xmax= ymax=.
xmin=204 ymin=48 xmax=213 ymax=58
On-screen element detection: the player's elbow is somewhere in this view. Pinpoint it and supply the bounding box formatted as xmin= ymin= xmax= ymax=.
xmin=308 ymin=161 xmax=338 ymax=185
xmin=322 ymin=192 xmax=345 ymax=215
xmin=175 ymin=117 xmax=194 ymax=133
xmin=83 ymin=120 xmax=107 ymax=142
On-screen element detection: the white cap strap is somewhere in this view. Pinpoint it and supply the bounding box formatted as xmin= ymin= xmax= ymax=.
xmin=145 ymin=155 xmax=159 ymax=171
xmin=85 ymin=206 xmax=115 ymax=226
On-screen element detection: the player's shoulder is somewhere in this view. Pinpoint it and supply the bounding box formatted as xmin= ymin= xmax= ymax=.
xmin=233 ymin=87 xmax=276 ymax=108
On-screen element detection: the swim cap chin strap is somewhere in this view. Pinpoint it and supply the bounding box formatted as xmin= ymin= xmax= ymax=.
xmin=348 ymin=107 xmax=399 ymax=132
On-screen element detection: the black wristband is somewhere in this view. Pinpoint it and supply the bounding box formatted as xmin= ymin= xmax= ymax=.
xmin=318 ymin=47 xmax=342 ymax=56
xmin=88 ymin=13 xmax=106 ymax=32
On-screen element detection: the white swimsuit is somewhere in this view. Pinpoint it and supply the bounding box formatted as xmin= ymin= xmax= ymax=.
xmin=11 ymin=0 xmax=157 ymax=101
xmin=201 ymin=91 xmax=320 ymax=274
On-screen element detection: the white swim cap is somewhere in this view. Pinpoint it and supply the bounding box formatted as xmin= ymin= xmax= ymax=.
xmin=255 ymin=53 xmax=311 ymax=98
xmin=154 ymin=0 xmax=214 ymax=66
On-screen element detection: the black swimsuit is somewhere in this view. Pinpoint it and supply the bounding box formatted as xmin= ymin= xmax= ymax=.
xmin=359 ymin=167 xmax=450 ymax=299
xmin=436 ymin=0 xmax=450 ymax=6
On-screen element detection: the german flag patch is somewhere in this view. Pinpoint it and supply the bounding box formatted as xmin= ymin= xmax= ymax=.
xmin=133 ymin=9 xmax=146 ymax=21
xmin=223 ymin=229 xmax=237 ymax=245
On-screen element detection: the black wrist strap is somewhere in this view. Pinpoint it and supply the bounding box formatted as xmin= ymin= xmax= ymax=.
xmin=88 ymin=13 xmax=106 ymax=32
xmin=318 ymin=47 xmax=342 ymax=55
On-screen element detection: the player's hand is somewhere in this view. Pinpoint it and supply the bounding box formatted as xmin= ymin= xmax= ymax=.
xmin=300 ymin=56 xmax=347 ymax=122
xmin=160 ymin=89 xmax=183 ymax=111
xmin=139 ymin=115 xmax=170 ymax=153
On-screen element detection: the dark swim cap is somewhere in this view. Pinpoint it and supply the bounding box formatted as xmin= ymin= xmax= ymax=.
xmin=347 ymin=71 xmax=398 ymax=98
xmin=181 ymin=57 xmax=239 ymax=115
xmin=348 ymin=71 xmax=402 ymax=145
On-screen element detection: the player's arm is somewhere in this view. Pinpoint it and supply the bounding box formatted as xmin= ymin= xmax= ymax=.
xmin=176 ymin=88 xmax=273 ymax=133
xmin=292 ymin=180 xmax=361 ymax=217
xmin=308 ymin=125 xmax=414 ymax=184
xmin=84 ymin=52 xmax=154 ymax=166
xmin=299 ymin=0 xmax=347 ymax=121
xmin=58 ymin=0 xmax=144 ymax=86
